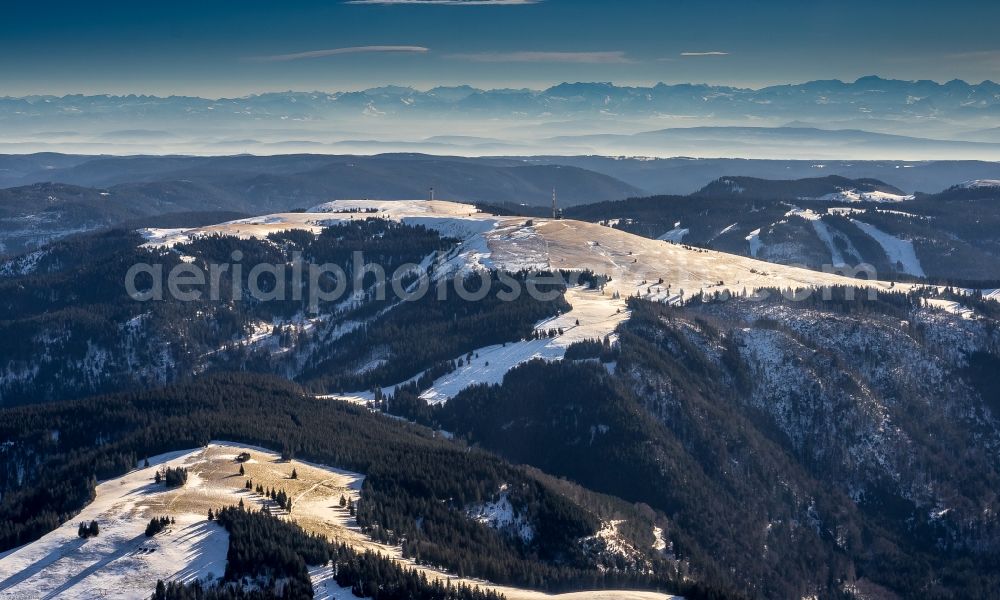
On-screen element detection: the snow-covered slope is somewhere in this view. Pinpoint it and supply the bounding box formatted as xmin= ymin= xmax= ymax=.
xmin=139 ymin=200 xmax=496 ymax=249
xmin=141 ymin=199 xmax=909 ymax=298
xmin=0 ymin=441 xmax=676 ymax=600
xmin=0 ymin=442 xmax=371 ymax=600
xmin=851 ymin=219 xmax=925 ymax=277
xmin=805 ymin=189 xmax=913 ymax=202
xmin=958 ymin=179 xmax=1000 ymax=189
xmin=0 ymin=448 xmax=232 ymax=600
xmin=656 ymin=222 xmax=690 ymax=243
xmin=419 ymin=287 xmax=629 ymax=403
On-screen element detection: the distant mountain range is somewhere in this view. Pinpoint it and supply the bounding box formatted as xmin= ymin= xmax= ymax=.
xmin=0 ymin=154 xmax=641 ymax=254
xmin=5 ymin=152 xmax=1000 ymax=255
xmin=4 ymin=77 xmax=1000 ymax=158
xmin=6 ymin=76 xmax=1000 ymax=122
xmin=5 ymin=151 xmax=1000 ymax=282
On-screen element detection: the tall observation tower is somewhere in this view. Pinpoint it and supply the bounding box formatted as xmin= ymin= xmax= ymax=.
xmin=551 ymin=188 xmax=562 ymax=220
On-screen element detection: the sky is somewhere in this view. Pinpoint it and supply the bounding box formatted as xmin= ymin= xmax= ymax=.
xmin=2 ymin=0 xmax=999 ymax=97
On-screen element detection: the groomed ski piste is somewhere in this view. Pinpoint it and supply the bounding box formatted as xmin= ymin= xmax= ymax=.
xmin=0 ymin=442 xmax=678 ymax=600
xmin=142 ymin=198 xmax=917 ymax=405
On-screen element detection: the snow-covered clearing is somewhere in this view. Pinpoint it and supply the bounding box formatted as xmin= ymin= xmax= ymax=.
xmin=310 ymin=565 xmax=370 ymax=600
xmin=325 ymin=287 xmax=628 ymax=405
xmin=652 ymin=527 xmax=668 ymax=553
xmin=534 ymin=216 xmax=906 ymax=300
xmin=805 ymin=189 xmax=913 ymax=203
xmin=656 ymin=221 xmax=689 ymax=243
xmin=419 ymin=286 xmax=628 ymax=403
xmin=139 ymin=200 xmax=496 ymax=250
xmin=584 ymin=520 xmax=637 ymax=559
xmin=745 ymin=228 xmax=763 ymax=257
xmin=924 ymin=298 xmax=976 ymax=319
xmin=850 ymin=220 xmax=925 ymax=277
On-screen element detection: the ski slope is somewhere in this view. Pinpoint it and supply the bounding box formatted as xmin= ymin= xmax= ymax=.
xmin=419 ymin=286 xmax=629 ymax=403
xmin=851 ymin=220 xmax=926 ymax=277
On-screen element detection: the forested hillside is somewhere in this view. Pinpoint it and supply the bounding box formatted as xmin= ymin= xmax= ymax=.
xmin=388 ymin=288 xmax=1000 ymax=599
xmin=0 ymin=220 xmax=567 ymax=405
xmin=0 ymin=374 xmax=716 ymax=597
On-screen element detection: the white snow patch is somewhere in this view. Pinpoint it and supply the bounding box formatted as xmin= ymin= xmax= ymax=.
xmin=310 ymin=565 xmax=370 ymax=600
xmin=419 ymin=287 xmax=628 ymax=404
xmin=714 ymin=222 xmax=738 ymax=238
xmin=139 ymin=228 xmax=192 ymax=249
xmin=579 ymin=520 xmax=642 ymax=563
xmin=652 ymin=526 xmax=668 ymax=553
xmin=804 ymin=189 xmax=913 ymax=203
xmin=924 ymin=298 xmax=975 ymax=320
xmin=746 ymin=228 xmax=763 ymax=257
xmin=657 ymin=226 xmax=689 ymax=243
xmin=466 ymin=492 xmax=535 ymax=543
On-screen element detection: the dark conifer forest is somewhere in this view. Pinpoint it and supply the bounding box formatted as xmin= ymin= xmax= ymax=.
xmin=0 ymin=374 xmax=713 ymax=598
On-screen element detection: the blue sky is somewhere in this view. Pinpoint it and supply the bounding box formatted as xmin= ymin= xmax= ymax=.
xmin=2 ymin=0 xmax=999 ymax=96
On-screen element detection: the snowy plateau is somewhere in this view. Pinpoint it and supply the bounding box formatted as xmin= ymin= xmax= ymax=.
xmin=0 ymin=442 xmax=676 ymax=600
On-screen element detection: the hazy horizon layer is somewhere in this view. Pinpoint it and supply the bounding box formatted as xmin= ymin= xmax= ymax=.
xmin=4 ymin=77 xmax=1000 ymax=160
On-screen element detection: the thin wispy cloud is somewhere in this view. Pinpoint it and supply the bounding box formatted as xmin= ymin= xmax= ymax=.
xmin=248 ymin=45 xmax=429 ymax=63
xmin=346 ymin=0 xmax=541 ymax=5
xmin=680 ymin=51 xmax=729 ymax=57
xmin=945 ymin=50 xmax=1000 ymax=66
xmin=448 ymin=51 xmax=632 ymax=64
